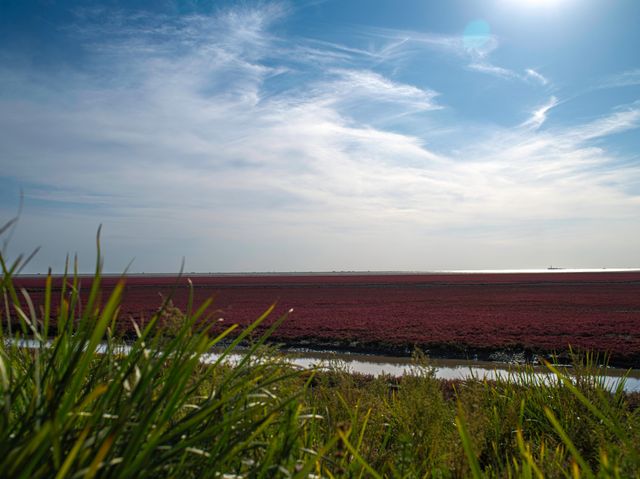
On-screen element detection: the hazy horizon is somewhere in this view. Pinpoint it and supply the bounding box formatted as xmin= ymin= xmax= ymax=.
xmin=1 ymin=0 xmax=639 ymax=273
xmin=13 ymin=264 xmax=640 ymax=276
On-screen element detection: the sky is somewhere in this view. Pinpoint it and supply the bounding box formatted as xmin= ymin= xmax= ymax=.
xmin=1 ymin=0 xmax=639 ymax=273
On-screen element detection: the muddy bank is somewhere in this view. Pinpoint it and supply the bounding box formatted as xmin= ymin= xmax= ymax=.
xmin=266 ymin=337 xmax=640 ymax=369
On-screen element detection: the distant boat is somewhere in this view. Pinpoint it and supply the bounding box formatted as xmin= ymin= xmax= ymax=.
xmin=547 ymin=266 xmax=564 ymax=270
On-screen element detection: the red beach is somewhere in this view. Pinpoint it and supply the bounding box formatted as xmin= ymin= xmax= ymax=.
xmin=15 ymin=271 xmax=640 ymax=367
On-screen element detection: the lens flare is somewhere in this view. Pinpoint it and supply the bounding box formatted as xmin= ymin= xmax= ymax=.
xmin=463 ymin=19 xmax=491 ymax=52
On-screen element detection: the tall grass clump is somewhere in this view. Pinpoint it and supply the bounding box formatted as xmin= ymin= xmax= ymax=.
xmin=453 ymin=353 xmax=640 ymax=478
xmin=0 ymin=223 xmax=339 ymax=478
xmin=301 ymin=353 xmax=640 ymax=477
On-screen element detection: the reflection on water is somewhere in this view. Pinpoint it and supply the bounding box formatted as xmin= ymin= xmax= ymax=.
xmin=285 ymin=351 xmax=640 ymax=392
xmin=11 ymin=339 xmax=640 ymax=392
xmin=199 ymin=349 xmax=640 ymax=393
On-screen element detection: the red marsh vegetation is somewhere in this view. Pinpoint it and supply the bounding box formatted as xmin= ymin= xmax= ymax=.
xmin=14 ymin=271 xmax=640 ymax=367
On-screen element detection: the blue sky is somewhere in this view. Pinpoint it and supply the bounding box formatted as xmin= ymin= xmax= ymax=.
xmin=1 ymin=0 xmax=639 ymax=272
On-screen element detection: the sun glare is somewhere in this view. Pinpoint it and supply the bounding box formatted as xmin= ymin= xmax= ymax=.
xmin=504 ymin=0 xmax=566 ymax=8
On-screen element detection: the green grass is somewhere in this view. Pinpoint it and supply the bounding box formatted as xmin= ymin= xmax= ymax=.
xmin=1 ymin=222 xmax=639 ymax=478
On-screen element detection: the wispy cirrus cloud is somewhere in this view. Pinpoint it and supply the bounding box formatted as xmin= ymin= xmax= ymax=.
xmin=316 ymin=69 xmax=440 ymax=114
xmin=525 ymin=68 xmax=549 ymax=86
xmin=354 ymin=25 xmax=546 ymax=83
xmin=567 ymin=103 xmax=640 ymax=141
xmin=521 ymin=96 xmax=559 ymax=130
xmin=467 ymin=61 xmax=519 ymax=79
xmin=598 ymin=68 xmax=640 ymax=89
xmin=361 ymin=25 xmax=555 ymax=86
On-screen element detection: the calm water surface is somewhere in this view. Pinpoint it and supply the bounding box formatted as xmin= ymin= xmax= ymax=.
xmin=202 ymin=349 xmax=640 ymax=393
xmin=13 ymin=339 xmax=640 ymax=392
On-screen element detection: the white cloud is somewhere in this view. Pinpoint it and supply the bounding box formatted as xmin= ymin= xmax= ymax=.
xmin=316 ymin=69 xmax=440 ymax=113
xmin=599 ymin=68 xmax=640 ymax=89
xmin=360 ymin=26 xmax=525 ymax=81
xmin=468 ymin=62 xmax=519 ymax=79
xmin=521 ymin=96 xmax=559 ymax=129
xmin=525 ymin=68 xmax=549 ymax=86
xmin=568 ymin=105 xmax=640 ymax=141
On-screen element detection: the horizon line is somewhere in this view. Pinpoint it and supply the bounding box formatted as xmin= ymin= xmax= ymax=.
xmin=15 ymin=267 xmax=640 ymax=277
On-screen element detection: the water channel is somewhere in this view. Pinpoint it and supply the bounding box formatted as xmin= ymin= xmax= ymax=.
xmin=13 ymin=339 xmax=640 ymax=392
xmin=202 ymin=348 xmax=640 ymax=393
